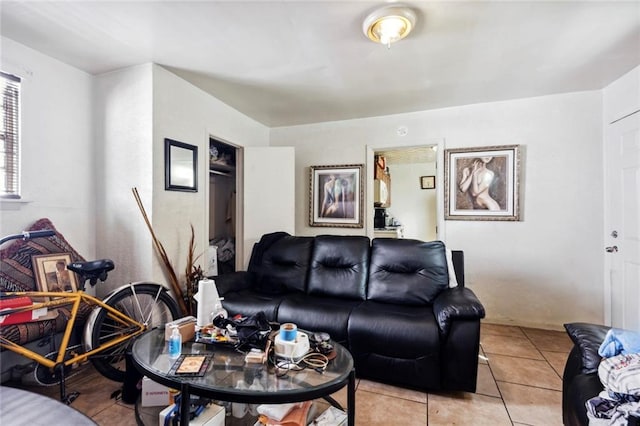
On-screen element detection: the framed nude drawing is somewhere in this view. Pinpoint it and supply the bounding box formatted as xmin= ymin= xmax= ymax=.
xmin=309 ymin=164 xmax=364 ymax=228
xmin=444 ymin=145 xmax=521 ymax=221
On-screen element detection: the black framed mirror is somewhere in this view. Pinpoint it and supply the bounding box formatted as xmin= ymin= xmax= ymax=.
xmin=165 ymin=138 xmax=198 ymax=192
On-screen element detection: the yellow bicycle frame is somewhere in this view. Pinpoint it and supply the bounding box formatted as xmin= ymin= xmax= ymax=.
xmin=0 ymin=291 xmax=146 ymax=371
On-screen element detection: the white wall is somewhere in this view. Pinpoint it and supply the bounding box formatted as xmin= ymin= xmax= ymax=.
xmin=151 ymin=65 xmax=269 ymax=286
xmin=0 ymin=37 xmax=94 ymax=258
xmin=93 ymin=64 xmax=154 ymax=294
xmin=603 ymin=65 xmax=640 ymax=124
xmin=0 ymin=42 xmax=270 ymax=297
xmin=270 ymin=91 xmax=604 ymax=329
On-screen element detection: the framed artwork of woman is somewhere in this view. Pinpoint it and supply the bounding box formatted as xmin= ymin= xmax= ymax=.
xmin=309 ymin=164 xmax=364 ymax=228
xmin=444 ymin=145 xmax=521 ymax=221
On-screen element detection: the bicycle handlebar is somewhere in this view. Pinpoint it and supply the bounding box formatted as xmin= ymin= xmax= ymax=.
xmin=0 ymin=230 xmax=55 ymax=246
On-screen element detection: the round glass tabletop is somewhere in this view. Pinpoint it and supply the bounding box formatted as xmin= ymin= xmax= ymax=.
xmin=131 ymin=328 xmax=354 ymax=405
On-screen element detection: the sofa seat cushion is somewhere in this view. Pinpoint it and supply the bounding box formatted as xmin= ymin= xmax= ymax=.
xmin=368 ymin=239 xmax=449 ymax=305
xmin=348 ymin=301 xmax=440 ymax=358
xmin=277 ymin=294 xmax=362 ymax=344
xmin=348 ymin=301 xmax=441 ymax=389
xmin=307 ymin=235 xmax=370 ymax=300
xmin=220 ymin=289 xmax=289 ymax=322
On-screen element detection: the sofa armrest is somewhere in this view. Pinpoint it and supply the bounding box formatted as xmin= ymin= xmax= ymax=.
xmin=563 ymin=322 xmax=609 ymax=374
xmin=433 ymin=287 xmax=485 ymax=335
xmin=211 ymin=271 xmax=253 ymax=296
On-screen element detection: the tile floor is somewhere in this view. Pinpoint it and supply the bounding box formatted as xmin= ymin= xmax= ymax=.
xmin=3 ymin=323 xmax=573 ymax=425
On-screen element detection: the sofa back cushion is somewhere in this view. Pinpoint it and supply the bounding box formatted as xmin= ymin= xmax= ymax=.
xmin=252 ymin=235 xmax=314 ymax=294
xmin=307 ymin=235 xmax=370 ymax=300
xmin=368 ymin=239 xmax=449 ymax=305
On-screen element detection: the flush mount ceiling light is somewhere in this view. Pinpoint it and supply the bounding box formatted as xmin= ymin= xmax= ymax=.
xmin=363 ymin=4 xmax=416 ymax=48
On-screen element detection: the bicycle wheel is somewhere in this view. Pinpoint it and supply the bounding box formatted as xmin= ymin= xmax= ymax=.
xmin=89 ymin=283 xmax=180 ymax=381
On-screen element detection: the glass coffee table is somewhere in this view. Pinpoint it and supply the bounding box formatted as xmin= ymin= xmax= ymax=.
xmin=131 ymin=328 xmax=355 ymax=425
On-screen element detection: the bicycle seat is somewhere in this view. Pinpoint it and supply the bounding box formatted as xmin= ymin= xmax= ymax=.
xmin=67 ymin=259 xmax=115 ymax=285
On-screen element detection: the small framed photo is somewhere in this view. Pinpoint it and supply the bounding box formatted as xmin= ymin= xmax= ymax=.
xmin=309 ymin=164 xmax=364 ymax=228
xmin=165 ymin=138 xmax=198 ymax=192
xmin=444 ymin=144 xmax=521 ymax=221
xmin=31 ymin=253 xmax=79 ymax=300
xmin=169 ymin=354 xmax=213 ymax=377
xmin=420 ymin=176 xmax=436 ymax=189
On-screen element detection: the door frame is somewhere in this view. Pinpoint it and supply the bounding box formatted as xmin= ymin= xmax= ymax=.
xmin=365 ymin=138 xmax=445 ymax=241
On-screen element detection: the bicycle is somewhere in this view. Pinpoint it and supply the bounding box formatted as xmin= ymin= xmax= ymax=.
xmin=0 ymin=230 xmax=181 ymax=403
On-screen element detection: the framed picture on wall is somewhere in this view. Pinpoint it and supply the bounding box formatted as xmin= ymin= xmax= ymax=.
xmin=165 ymin=138 xmax=198 ymax=192
xmin=444 ymin=145 xmax=521 ymax=221
xmin=420 ymin=175 xmax=436 ymax=189
xmin=309 ymin=164 xmax=364 ymax=228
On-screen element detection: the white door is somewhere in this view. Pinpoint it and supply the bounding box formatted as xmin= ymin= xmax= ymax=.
xmin=605 ymin=111 xmax=640 ymax=330
xmin=240 ymin=147 xmax=295 ymax=269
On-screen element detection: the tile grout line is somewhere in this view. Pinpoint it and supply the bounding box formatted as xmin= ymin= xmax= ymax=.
xmin=426 ymin=390 xmax=430 ymax=424
xmin=494 ymin=379 xmax=563 ymax=394
xmin=483 ymin=326 xmax=567 ymax=390
xmin=480 ymin=340 xmax=516 ymax=426
xmin=520 ymin=328 xmax=567 ymax=382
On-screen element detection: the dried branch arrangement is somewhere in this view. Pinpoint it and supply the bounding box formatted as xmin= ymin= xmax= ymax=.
xmin=132 ymin=187 xmax=188 ymax=316
xmin=185 ymin=224 xmax=204 ymax=316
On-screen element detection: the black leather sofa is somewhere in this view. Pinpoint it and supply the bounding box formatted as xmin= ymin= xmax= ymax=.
xmin=563 ymin=323 xmax=609 ymax=426
xmin=214 ymin=232 xmax=486 ymax=392
xmin=563 ymin=322 xmax=640 ymax=426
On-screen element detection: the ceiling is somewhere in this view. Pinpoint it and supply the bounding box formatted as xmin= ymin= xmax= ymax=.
xmin=1 ymin=1 xmax=639 ymax=127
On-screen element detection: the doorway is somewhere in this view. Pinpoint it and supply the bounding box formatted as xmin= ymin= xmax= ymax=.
xmin=371 ymin=145 xmax=439 ymax=241
xmin=205 ymin=141 xmax=296 ymax=273
xmin=208 ymin=137 xmax=238 ymax=275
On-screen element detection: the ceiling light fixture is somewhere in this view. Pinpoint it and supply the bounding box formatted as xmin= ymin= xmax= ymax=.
xmin=363 ymin=4 xmax=416 ymax=48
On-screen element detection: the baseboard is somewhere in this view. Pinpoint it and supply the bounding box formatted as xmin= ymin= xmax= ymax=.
xmin=482 ymin=318 xmax=565 ymax=332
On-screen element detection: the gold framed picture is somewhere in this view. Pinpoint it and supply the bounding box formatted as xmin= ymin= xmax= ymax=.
xmin=309 ymin=164 xmax=364 ymax=228
xmin=444 ymin=144 xmax=521 ymax=221
xmin=31 ymin=253 xmax=79 ymax=299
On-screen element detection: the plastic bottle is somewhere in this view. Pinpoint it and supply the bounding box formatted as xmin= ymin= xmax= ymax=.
xmin=168 ymin=325 xmax=182 ymax=359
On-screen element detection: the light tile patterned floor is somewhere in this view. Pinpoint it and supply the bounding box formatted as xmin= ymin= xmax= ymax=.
xmin=3 ymin=323 xmax=572 ymax=425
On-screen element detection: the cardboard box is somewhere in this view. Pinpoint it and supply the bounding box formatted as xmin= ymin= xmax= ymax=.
xmin=159 ymin=402 xmax=225 ymax=426
xmin=0 ymin=297 xmax=48 ymax=326
xmin=142 ymin=376 xmax=173 ymax=407
xmin=164 ymin=316 xmax=196 ymax=342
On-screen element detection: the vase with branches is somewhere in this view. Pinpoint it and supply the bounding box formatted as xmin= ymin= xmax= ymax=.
xmin=184 ymin=224 xmax=204 ymax=317
xmin=133 ymin=187 xmax=205 ymax=317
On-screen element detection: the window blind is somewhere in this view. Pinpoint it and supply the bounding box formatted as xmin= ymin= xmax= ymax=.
xmin=1 ymin=71 xmax=20 ymax=198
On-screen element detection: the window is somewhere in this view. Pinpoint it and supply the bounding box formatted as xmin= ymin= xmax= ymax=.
xmin=1 ymin=71 xmax=21 ymax=199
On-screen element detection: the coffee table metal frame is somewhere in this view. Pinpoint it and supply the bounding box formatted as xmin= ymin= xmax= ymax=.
xmin=130 ymin=329 xmax=355 ymax=425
